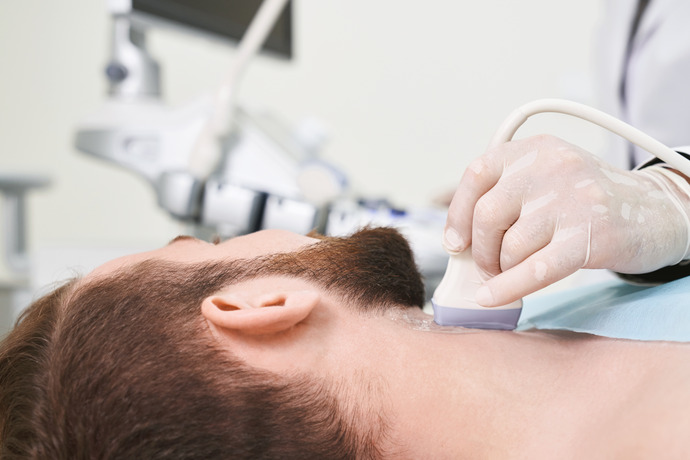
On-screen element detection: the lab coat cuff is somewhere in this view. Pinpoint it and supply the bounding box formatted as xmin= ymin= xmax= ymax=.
xmin=634 ymin=149 xmax=690 ymax=170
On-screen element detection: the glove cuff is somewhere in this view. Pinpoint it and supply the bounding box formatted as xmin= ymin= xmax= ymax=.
xmin=637 ymin=165 xmax=690 ymax=263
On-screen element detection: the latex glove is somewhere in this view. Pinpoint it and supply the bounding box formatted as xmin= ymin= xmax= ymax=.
xmin=444 ymin=135 xmax=690 ymax=307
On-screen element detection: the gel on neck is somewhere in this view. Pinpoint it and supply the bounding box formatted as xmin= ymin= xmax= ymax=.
xmin=432 ymin=249 xmax=522 ymax=330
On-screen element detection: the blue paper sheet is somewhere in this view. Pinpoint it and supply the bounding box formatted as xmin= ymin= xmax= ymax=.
xmin=518 ymin=277 xmax=690 ymax=341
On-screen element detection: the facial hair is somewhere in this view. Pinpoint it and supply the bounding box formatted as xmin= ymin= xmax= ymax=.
xmin=226 ymin=227 xmax=426 ymax=313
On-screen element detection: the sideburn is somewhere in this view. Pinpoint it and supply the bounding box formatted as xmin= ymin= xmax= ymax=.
xmin=251 ymin=227 xmax=427 ymax=312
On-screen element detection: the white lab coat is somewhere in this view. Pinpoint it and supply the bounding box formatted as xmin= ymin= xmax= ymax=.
xmin=595 ymin=0 xmax=690 ymax=169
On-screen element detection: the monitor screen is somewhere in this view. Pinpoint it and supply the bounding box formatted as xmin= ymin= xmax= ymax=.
xmin=131 ymin=0 xmax=293 ymax=58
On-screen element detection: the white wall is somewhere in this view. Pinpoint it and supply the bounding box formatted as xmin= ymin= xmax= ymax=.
xmin=0 ymin=0 xmax=603 ymax=285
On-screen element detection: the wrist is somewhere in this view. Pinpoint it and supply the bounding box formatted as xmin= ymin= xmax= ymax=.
xmin=636 ymin=165 xmax=690 ymax=262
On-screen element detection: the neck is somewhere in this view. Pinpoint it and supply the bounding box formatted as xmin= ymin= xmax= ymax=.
xmin=370 ymin=309 xmax=632 ymax=458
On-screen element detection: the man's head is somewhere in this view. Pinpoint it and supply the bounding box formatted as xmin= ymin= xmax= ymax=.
xmin=0 ymin=227 xmax=425 ymax=459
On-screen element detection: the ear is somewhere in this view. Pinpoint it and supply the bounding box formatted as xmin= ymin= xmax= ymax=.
xmin=201 ymin=287 xmax=320 ymax=335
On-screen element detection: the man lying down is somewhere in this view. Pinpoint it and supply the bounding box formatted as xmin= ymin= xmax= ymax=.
xmin=1 ymin=225 xmax=689 ymax=459
xmin=3 ymin=134 xmax=690 ymax=458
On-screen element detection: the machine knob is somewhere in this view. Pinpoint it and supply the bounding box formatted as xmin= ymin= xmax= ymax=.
xmin=105 ymin=62 xmax=128 ymax=83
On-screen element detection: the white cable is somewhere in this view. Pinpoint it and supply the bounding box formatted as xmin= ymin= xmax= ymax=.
xmin=488 ymin=98 xmax=690 ymax=178
xmin=210 ymin=0 xmax=289 ymax=135
xmin=188 ymin=0 xmax=290 ymax=179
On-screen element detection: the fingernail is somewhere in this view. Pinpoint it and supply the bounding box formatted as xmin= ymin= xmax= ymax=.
xmin=475 ymin=285 xmax=494 ymax=306
xmin=443 ymin=227 xmax=465 ymax=253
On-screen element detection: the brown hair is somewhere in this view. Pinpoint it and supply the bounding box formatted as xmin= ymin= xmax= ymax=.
xmin=0 ymin=228 xmax=422 ymax=458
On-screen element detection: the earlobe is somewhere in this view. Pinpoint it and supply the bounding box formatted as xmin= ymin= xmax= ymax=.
xmin=201 ymin=289 xmax=320 ymax=335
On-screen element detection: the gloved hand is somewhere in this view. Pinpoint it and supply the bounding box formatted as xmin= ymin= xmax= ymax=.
xmin=444 ymin=134 xmax=690 ymax=307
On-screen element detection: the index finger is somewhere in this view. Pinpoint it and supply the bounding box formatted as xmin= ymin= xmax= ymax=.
xmin=444 ymin=147 xmax=507 ymax=252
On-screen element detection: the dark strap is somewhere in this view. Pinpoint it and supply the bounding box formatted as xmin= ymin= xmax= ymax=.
xmin=635 ymin=151 xmax=690 ymax=170
xmin=620 ymin=0 xmax=652 ymax=106
xmin=620 ymin=0 xmax=653 ymax=169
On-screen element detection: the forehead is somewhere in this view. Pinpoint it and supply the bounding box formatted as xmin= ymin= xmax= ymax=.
xmin=85 ymin=230 xmax=319 ymax=281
